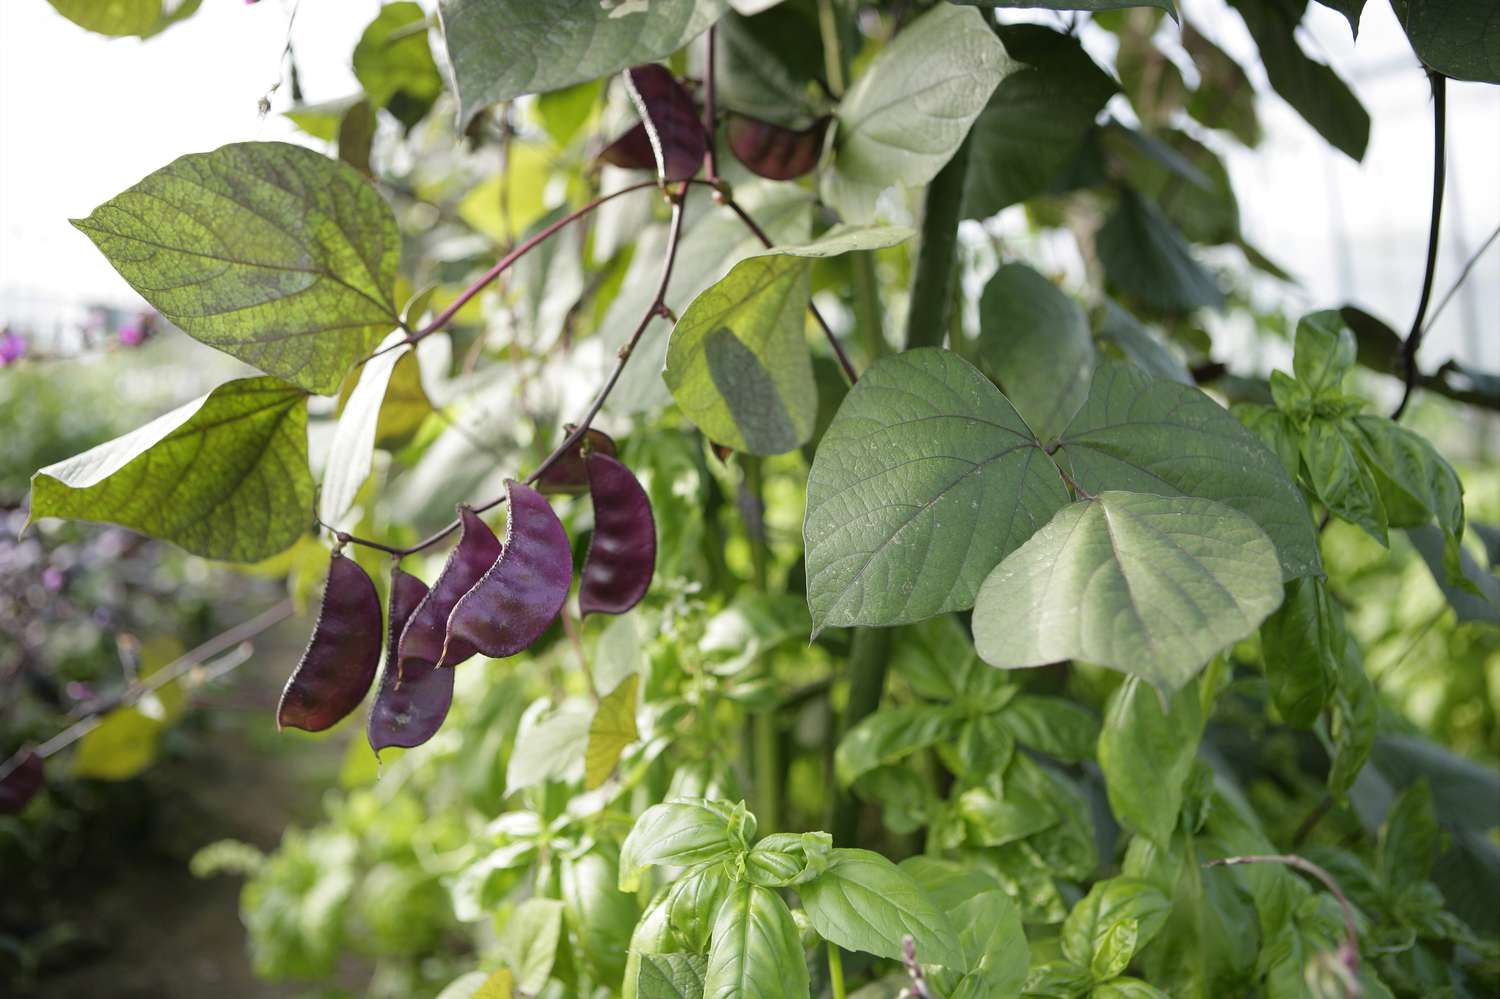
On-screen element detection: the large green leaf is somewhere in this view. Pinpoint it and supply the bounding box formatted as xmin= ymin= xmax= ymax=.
xmin=975 ymin=263 xmax=1095 ymax=442
xmin=1056 ymin=361 xmax=1321 ymax=580
xmin=823 ymin=4 xmax=1011 ymax=221
xmin=962 ymin=24 xmax=1119 ymax=217
xmin=604 ymin=180 xmax=811 ymax=414
xmin=1227 ymin=0 xmax=1369 ymax=160
xmin=1182 ymin=22 xmax=1261 ymax=147
xmin=663 ymin=225 xmax=910 ymax=454
xmin=803 ymin=349 xmax=1069 ymax=632
xmin=1349 ymin=416 xmax=1463 ymax=540
xmin=1097 ymin=190 xmax=1225 ymax=313
xmin=948 ymin=890 xmax=1029 ymax=998
xmin=664 ymin=255 xmax=814 ymax=454
xmin=439 ymin=0 xmax=730 ymax=128
xmin=1259 ymin=577 xmax=1340 ymax=727
xmin=799 ymin=848 xmax=961 ymax=966
xmin=1394 ymin=0 xmax=1500 ymax=83
xmin=836 ymin=705 xmax=957 ymax=785
xmin=73 ymin=142 xmax=401 ymax=394
xmin=46 ymin=0 xmax=200 ymax=37
xmin=353 ymin=2 xmax=444 ymax=129
xmin=499 ymin=898 xmax=564 ymax=994
xmin=703 ymin=883 xmax=809 ymax=999
xmin=29 ymin=377 xmax=311 ymax=562
xmin=972 ymin=493 xmax=1283 ymax=691
xmin=1098 ymin=678 xmax=1205 ymax=845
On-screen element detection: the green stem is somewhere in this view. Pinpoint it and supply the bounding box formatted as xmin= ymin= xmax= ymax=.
xmin=742 ymin=457 xmax=780 ymax=834
xmin=833 ymin=628 xmax=891 ymax=846
xmin=851 ymin=252 xmax=885 ymax=362
xmin=828 ymin=941 xmax=847 ymax=999
xmin=904 ymin=135 xmax=973 ymax=350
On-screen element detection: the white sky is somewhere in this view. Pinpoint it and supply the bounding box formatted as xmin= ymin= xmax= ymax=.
xmin=0 ymin=0 xmax=1495 ymax=371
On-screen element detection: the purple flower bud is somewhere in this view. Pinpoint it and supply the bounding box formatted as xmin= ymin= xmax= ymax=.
xmin=118 ymin=324 xmax=146 ymax=347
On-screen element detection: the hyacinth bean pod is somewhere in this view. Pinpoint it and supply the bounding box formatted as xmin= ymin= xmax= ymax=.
xmin=397 ymin=507 xmax=502 ymax=675
xmin=368 ymin=567 xmax=454 ymax=755
xmin=0 ymin=750 xmax=44 ymax=816
xmin=536 ymin=427 xmax=618 ymax=497
xmin=277 ymin=552 xmax=383 ymax=732
xmin=445 ymin=481 xmax=572 ymax=659
xmin=579 ymin=453 xmax=657 ymax=618
xmin=600 ymin=64 xmax=706 ymax=182
xmin=726 ymin=114 xmax=831 ymax=181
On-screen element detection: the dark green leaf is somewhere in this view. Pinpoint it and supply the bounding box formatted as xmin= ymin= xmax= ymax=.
xmin=962 ymin=24 xmax=1118 ymax=217
xmin=72 ymin=142 xmax=401 ymax=394
xmin=1097 ymin=190 xmax=1225 ymax=313
xmin=30 ymin=377 xmax=311 ymax=562
xmin=1349 ymin=417 xmax=1463 ymax=544
xmin=824 ymin=4 xmax=1010 ymax=221
xmin=804 ymin=349 xmax=1069 ymax=631
xmin=1182 ymin=22 xmax=1262 ymax=146
xmin=1058 ymin=360 xmax=1321 ymax=580
xmin=439 ymin=0 xmax=730 ymax=127
xmin=974 ymin=263 xmax=1095 ymax=442
xmin=714 ymin=5 xmax=825 ymax=125
xmin=998 ymin=695 xmax=1099 ymax=763
xmin=1394 ymin=0 xmax=1500 ymax=83
xmin=1259 ymin=577 xmax=1340 ymax=727
xmin=799 ymin=848 xmax=961 ymax=966
xmin=973 ymin=493 xmax=1283 ymax=692
xmin=1378 ymin=780 xmax=1439 ymax=891
xmin=1098 ymin=678 xmax=1205 ymax=845
xmin=703 ymin=883 xmax=809 ymax=999
xmin=744 ymin=832 xmax=833 ymax=888
xmin=836 ymin=705 xmax=957 ymax=785
xmin=1227 ymin=0 xmax=1369 ymax=160
xmin=354 ymin=2 xmax=443 ymax=130
xmin=1299 ymin=420 xmax=1388 ymax=544
xmin=1118 ymin=128 xmax=1241 ymax=246
xmin=1327 ymin=630 xmax=1376 ymax=799
xmin=1094 ymin=301 xmax=1192 ymax=384
xmin=1406 ymin=524 xmax=1499 ymax=624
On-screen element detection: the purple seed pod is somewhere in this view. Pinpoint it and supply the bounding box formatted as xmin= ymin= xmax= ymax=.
xmin=579 ymin=453 xmax=656 ymax=618
xmin=398 ymin=507 xmax=503 ymax=674
xmin=368 ymin=568 xmax=454 ymax=755
xmin=276 ymin=552 xmax=383 ymax=732
xmin=598 ymin=64 xmax=705 ymax=183
xmin=445 ymin=481 xmax=572 ymax=659
xmin=536 ymin=427 xmax=618 ymax=496
xmin=0 ymin=751 xmax=44 ymax=815
xmin=725 ymin=114 xmax=831 ymax=181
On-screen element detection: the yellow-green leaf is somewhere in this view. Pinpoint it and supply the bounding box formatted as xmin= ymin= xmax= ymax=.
xmin=585 ymin=674 xmax=640 ymax=789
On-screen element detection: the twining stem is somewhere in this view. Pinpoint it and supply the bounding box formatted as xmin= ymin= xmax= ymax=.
xmin=374 ymin=178 xmax=666 ymax=358
xmin=330 ymin=189 xmax=690 ymax=558
xmin=741 ymin=456 xmax=780 ymax=834
xmin=702 ymin=25 xmax=720 ymax=184
xmin=817 ymin=0 xmax=846 ymax=96
xmin=832 ymin=627 xmax=891 ymax=846
xmin=1392 ymin=72 xmax=1446 ymax=421
xmin=718 ymin=195 xmax=859 ymax=383
xmin=0 ymin=599 xmax=294 ymax=784
xmin=1204 ymin=853 xmax=1360 ymax=972
xmin=904 ymin=134 xmax=972 ymax=350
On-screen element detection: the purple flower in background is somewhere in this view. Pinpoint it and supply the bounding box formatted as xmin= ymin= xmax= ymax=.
xmin=0 ymin=329 xmax=26 ymax=365
xmin=41 ymin=566 xmax=67 ymax=592
xmin=118 ymin=311 xmax=157 ymax=348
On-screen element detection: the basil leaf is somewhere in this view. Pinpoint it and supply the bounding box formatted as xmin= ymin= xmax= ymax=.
xmin=620 ymin=801 xmax=741 ymax=891
xmin=703 ymin=882 xmax=809 ymax=999
xmin=1098 ymin=678 xmax=1205 ymax=846
xmin=799 ymin=847 xmax=961 ymax=967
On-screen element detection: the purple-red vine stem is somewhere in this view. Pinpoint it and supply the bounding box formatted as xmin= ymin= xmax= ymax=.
xmin=1204 ymin=853 xmax=1360 ymax=973
xmin=325 ymin=187 xmax=690 ymax=559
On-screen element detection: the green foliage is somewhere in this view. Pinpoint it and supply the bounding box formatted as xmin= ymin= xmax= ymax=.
xmin=15 ymin=2 xmax=1500 ymax=997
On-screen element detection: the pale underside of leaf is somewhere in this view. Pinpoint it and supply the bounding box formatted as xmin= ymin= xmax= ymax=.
xmin=973 ymin=491 xmax=1283 ymax=692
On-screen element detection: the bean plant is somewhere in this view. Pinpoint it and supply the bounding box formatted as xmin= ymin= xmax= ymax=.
xmin=5 ymin=1 xmax=1499 ymax=998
